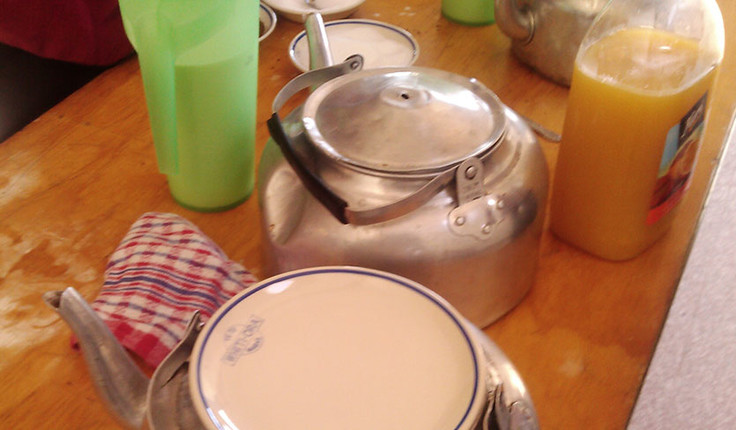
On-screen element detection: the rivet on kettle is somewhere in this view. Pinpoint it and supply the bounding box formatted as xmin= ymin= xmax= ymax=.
xmin=482 ymin=224 xmax=493 ymax=234
xmin=465 ymin=165 xmax=478 ymax=180
xmin=455 ymin=216 xmax=467 ymax=226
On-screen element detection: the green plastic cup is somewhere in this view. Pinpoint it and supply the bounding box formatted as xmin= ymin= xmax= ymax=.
xmin=442 ymin=0 xmax=495 ymax=26
xmin=119 ymin=0 xmax=259 ymax=211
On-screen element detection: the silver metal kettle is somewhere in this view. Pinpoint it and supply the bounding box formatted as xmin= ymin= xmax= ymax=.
xmin=259 ymin=54 xmax=549 ymax=328
xmin=495 ymin=0 xmax=609 ymax=85
xmin=44 ymin=283 xmax=540 ymax=430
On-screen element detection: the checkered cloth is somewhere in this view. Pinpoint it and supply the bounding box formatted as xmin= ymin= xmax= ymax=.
xmin=86 ymin=212 xmax=258 ymax=367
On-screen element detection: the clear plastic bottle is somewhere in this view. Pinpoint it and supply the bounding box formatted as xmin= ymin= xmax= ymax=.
xmin=550 ymin=0 xmax=725 ymax=260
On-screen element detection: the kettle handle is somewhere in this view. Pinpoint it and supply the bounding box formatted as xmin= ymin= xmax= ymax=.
xmin=267 ymin=55 xmax=460 ymax=226
xmin=269 ymin=55 xmax=475 ymax=226
xmin=268 ymin=105 xmax=459 ymax=226
xmin=268 ymin=56 xmax=364 ymax=225
xmin=267 ymin=113 xmax=351 ymax=224
xmin=494 ymin=0 xmax=535 ymax=44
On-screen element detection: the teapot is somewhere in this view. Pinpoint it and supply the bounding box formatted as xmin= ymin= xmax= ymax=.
xmin=259 ymin=56 xmax=549 ymax=328
xmin=43 ymin=266 xmax=540 ymax=430
xmin=494 ymin=0 xmax=609 ymax=85
xmin=43 ymin=287 xmax=204 ymax=430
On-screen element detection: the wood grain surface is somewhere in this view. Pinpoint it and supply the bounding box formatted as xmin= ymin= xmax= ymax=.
xmin=1 ymin=1 xmax=734 ymax=429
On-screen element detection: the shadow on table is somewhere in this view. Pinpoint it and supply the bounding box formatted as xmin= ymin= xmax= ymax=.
xmin=0 ymin=42 xmax=110 ymax=142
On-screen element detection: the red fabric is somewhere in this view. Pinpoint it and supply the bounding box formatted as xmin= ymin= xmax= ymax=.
xmin=72 ymin=212 xmax=259 ymax=367
xmin=0 ymin=0 xmax=133 ymax=65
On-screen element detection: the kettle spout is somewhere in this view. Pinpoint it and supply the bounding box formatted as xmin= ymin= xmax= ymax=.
xmin=43 ymin=287 xmax=149 ymax=429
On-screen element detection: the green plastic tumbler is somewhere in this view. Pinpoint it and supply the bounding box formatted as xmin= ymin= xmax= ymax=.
xmin=442 ymin=0 xmax=495 ymax=26
xmin=119 ymin=0 xmax=259 ymax=212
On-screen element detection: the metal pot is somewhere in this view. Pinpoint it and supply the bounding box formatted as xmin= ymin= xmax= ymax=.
xmin=494 ymin=0 xmax=608 ymax=85
xmin=44 ymin=268 xmax=540 ymax=430
xmin=258 ymin=55 xmax=549 ymax=328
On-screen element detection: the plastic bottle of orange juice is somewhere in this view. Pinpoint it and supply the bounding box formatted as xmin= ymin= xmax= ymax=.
xmin=550 ymin=0 xmax=725 ymax=260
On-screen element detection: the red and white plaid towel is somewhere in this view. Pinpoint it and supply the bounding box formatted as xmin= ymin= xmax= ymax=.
xmin=88 ymin=212 xmax=258 ymax=368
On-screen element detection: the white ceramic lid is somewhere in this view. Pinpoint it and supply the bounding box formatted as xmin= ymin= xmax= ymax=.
xmin=263 ymin=0 xmax=364 ymax=23
xmin=289 ymin=19 xmax=419 ymax=72
xmin=189 ymin=267 xmax=486 ymax=430
xmin=259 ymin=3 xmax=277 ymax=42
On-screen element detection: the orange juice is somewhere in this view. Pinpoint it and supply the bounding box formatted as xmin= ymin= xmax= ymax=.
xmin=550 ymin=27 xmax=718 ymax=260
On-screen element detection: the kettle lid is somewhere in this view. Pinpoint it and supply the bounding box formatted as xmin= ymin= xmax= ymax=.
xmin=302 ymin=67 xmax=506 ymax=176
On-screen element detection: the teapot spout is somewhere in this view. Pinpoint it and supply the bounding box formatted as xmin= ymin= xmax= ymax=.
xmin=43 ymin=287 xmax=149 ymax=430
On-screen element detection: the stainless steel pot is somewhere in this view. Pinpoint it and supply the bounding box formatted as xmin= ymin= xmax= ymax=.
xmin=495 ymin=0 xmax=609 ymax=85
xmin=258 ymin=56 xmax=549 ymax=328
xmin=45 ymin=274 xmax=540 ymax=430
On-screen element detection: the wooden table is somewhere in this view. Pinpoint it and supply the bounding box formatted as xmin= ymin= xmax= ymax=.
xmin=1 ymin=1 xmax=734 ymax=428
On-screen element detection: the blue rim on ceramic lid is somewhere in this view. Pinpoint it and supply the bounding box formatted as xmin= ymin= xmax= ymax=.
xmin=259 ymin=3 xmax=277 ymax=42
xmin=263 ymin=0 xmax=365 ymax=23
xmin=289 ymin=19 xmax=420 ymax=72
xmin=189 ymin=266 xmax=486 ymax=430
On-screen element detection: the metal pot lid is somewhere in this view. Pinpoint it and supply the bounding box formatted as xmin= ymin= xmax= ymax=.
xmin=302 ymin=67 xmax=507 ymax=176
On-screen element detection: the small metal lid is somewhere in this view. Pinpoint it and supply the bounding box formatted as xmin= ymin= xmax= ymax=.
xmin=302 ymin=67 xmax=506 ymax=177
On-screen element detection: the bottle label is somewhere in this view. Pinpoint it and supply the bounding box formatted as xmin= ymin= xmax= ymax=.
xmin=648 ymin=93 xmax=708 ymax=225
